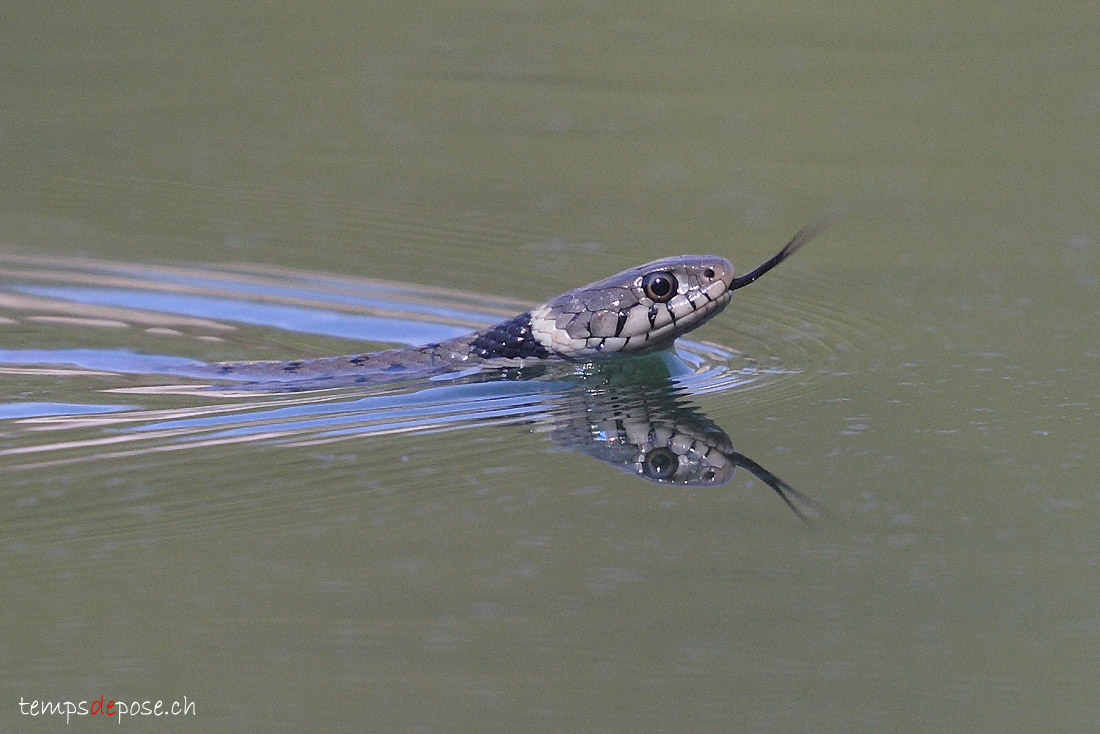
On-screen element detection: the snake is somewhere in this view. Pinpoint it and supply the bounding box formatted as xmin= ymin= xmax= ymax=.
xmin=201 ymin=221 xmax=825 ymax=383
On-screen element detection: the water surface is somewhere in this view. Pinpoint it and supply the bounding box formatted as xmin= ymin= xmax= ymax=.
xmin=2 ymin=2 xmax=1099 ymax=732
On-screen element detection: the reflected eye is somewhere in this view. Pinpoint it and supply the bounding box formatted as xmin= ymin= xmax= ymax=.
xmin=642 ymin=271 xmax=677 ymax=303
xmin=641 ymin=447 xmax=679 ymax=480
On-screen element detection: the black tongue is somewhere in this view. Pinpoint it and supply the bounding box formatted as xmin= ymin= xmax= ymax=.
xmin=729 ymin=218 xmax=831 ymax=291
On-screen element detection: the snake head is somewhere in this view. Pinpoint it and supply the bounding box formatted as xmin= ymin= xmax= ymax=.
xmin=468 ymin=222 xmax=824 ymax=361
xmin=525 ymin=220 xmax=827 ymax=358
xmin=529 ymin=255 xmax=736 ymax=357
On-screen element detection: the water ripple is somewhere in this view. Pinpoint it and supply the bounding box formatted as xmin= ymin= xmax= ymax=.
xmin=0 ymin=251 xmax=884 ymax=429
xmin=0 ymin=253 xmax=856 ymax=544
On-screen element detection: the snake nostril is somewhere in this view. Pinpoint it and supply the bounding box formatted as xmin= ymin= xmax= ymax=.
xmin=703 ymin=267 xmax=715 ymax=279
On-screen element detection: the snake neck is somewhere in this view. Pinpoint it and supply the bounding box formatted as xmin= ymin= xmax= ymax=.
xmin=444 ymin=311 xmax=553 ymax=361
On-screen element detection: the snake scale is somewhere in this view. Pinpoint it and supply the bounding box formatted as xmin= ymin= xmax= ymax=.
xmin=203 ymin=221 xmax=826 ymax=382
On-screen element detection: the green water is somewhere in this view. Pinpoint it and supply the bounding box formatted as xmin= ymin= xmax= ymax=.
xmin=3 ymin=2 xmax=1099 ymax=732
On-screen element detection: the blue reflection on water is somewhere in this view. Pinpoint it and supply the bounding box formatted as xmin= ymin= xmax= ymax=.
xmin=0 ymin=402 xmax=136 ymax=420
xmin=89 ymin=269 xmax=491 ymax=322
xmin=0 ymin=348 xmax=205 ymax=374
xmin=14 ymin=285 xmax=470 ymax=345
xmin=127 ymin=380 xmax=560 ymax=440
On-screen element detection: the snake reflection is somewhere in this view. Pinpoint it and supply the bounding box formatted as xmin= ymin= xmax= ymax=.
xmin=2 ymin=362 xmax=816 ymax=521
xmin=537 ymin=364 xmax=818 ymax=522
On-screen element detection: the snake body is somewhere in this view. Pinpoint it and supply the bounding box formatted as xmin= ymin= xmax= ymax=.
xmin=203 ymin=222 xmax=824 ymax=382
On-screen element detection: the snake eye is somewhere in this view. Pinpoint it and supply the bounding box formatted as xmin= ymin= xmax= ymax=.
xmin=642 ymin=271 xmax=677 ymax=303
xmin=641 ymin=447 xmax=679 ymax=480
